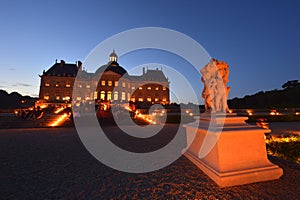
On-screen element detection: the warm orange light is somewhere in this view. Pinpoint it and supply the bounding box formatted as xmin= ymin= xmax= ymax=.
xmin=54 ymin=107 xmax=65 ymax=114
xmin=125 ymin=106 xmax=131 ymax=111
xmin=135 ymin=113 xmax=156 ymax=124
xmin=265 ymin=135 xmax=299 ymax=143
xmin=103 ymin=104 xmax=108 ymax=111
xmin=246 ymin=110 xmax=253 ymax=116
xmin=49 ymin=113 xmax=68 ymax=127
xmin=39 ymin=104 xmax=47 ymax=109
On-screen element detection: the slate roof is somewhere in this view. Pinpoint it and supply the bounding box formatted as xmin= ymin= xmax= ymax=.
xmin=143 ymin=69 xmax=168 ymax=82
xmin=128 ymin=69 xmax=168 ymax=82
xmin=41 ymin=60 xmax=168 ymax=83
xmin=42 ymin=61 xmax=78 ymax=77
xmin=95 ymin=61 xmax=127 ymax=76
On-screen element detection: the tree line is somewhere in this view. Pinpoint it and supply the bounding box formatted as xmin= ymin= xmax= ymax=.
xmin=228 ymin=80 xmax=300 ymax=109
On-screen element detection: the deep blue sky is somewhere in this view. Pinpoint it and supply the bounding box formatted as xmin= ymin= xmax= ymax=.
xmin=1 ymin=0 xmax=299 ymax=104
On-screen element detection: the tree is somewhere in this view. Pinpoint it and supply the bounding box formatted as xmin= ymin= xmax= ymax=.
xmin=282 ymin=80 xmax=299 ymax=89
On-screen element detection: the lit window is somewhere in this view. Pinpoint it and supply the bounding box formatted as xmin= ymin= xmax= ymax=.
xmin=114 ymin=91 xmax=118 ymax=100
xmin=162 ymin=86 xmax=167 ymax=91
xmin=131 ymin=86 xmax=135 ymax=90
xmin=100 ymin=91 xmax=105 ymax=100
xmin=163 ymin=98 xmax=167 ymax=102
xmin=66 ymin=83 xmax=71 ymax=88
xmin=107 ymin=91 xmax=112 ymax=100
xmin=86 ymin=84 xmax=90 ymax=88
xmin=85 ymin=96 xmax=90 ymax=100
xmin=121 ymin=92 xmax=126 ymax=101
xmin=122 ymin=82 xmax=126 ymax=87
xmin=155 ymin=98 xmax=159 ymax=102
xmin=114 ymin=81 xmax=118 ymax=87
xmin=155 ymin=87 xmax=159 ymax=90
xmin=101 ymin=80 xmax=105 ymax=86
xmin=108 ymin=81 xmax=112 ymax=86
xmin=77 ymin=97 xmax=82 ymax=100
xmin=56 ymin=96 xmax=60 ymax=100
xmin=147 ymin=97 xmax=151 ymax=102
xmin=127 ymin=93 xmax=130 ymax=101
xmin=55 ymin=83 xmax=59 ymax=87
xmin=138 ymin=98 xmax=143 ymax=102
xmin=45 ymin=83 xmax=50 ymax=87
xmin=93 ymin=91 xmax=98 ymax=100
xmin=131 ymin=97 xmax=135 ymax=102
xmin=44 ymin=95 xmax=49 ymax=100
xmin=147 ymin=86 xmax=151 ymax=90
xmin=139 ymin=87 xmax=142 ymax=90
xmin=63 ymin=96 xmax=70 ymax=101
xmin=128 ymin=83 xmax=130 ymax=88
xmin=78 ymin=84 xmax=82 ymax=88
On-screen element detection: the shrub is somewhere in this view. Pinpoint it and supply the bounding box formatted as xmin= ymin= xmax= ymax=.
xmin=266 ymin=134 xmax=300 ymax=164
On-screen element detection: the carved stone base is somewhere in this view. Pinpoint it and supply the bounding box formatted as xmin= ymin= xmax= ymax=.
xmin=184 ymin=114 xmax=283 ymax=187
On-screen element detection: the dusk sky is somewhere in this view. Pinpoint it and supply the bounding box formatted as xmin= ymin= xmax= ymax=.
xmin=1 ymin=0 xmax=300 ymax=104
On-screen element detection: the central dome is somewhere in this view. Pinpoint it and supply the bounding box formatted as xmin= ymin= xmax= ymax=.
xmin=95 ymin=62 xmax=127 ymax=76
xmin=95 ymin=51 xmax=127 ymax=76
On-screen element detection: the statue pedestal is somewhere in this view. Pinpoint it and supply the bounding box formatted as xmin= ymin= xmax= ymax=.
xmin=184 ymin=114 xmax=283 ymax=187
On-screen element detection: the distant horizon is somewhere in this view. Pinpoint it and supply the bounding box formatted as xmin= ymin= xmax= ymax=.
xmin=1 ymin=77 xmax=294 ymax=104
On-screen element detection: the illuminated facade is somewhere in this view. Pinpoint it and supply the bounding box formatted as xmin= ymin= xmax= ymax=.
xmin=39 ymin=51 xmax=170 ymax=104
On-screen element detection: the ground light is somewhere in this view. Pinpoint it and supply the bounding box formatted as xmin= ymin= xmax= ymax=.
xmin=49 ymin=113 xmax=70 ymax=127
xmin=54 ymin=107 xmax=65 ymax=114
xmin=124 ymin=106 xmax=156 ymax=124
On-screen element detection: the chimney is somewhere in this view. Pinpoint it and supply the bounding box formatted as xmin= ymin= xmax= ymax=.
xmin=60 ymin=60 xmax=65 ymax=66
xmin=77 ymin=61 xmax=82 ymax=71
xmin=143 ymin=67 xmax=145 ymax=75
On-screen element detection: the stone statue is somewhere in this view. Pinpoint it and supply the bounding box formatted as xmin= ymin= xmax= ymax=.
xmin=200 ymin=58 xmax=230 ymax=113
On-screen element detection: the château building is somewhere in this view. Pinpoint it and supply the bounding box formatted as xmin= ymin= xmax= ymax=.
xmin=38 ymin=51 xmax=170 ymax=105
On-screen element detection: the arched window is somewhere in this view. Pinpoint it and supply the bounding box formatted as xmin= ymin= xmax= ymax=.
xmin=100 ymin=91 xmax=105 ymax=100
xmin=107 ymin=91 xmax=112 ymax=100
xmin=114 ymin=91 xmax=119 ymax=100
xmin=93 ymin=91 xmax=98 ymax=100
xmin=121 ymin=92 xmax=126 ymax=101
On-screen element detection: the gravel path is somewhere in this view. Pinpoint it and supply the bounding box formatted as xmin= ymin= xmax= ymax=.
xmin=0 ymin=126 xmax=299 ymax=199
